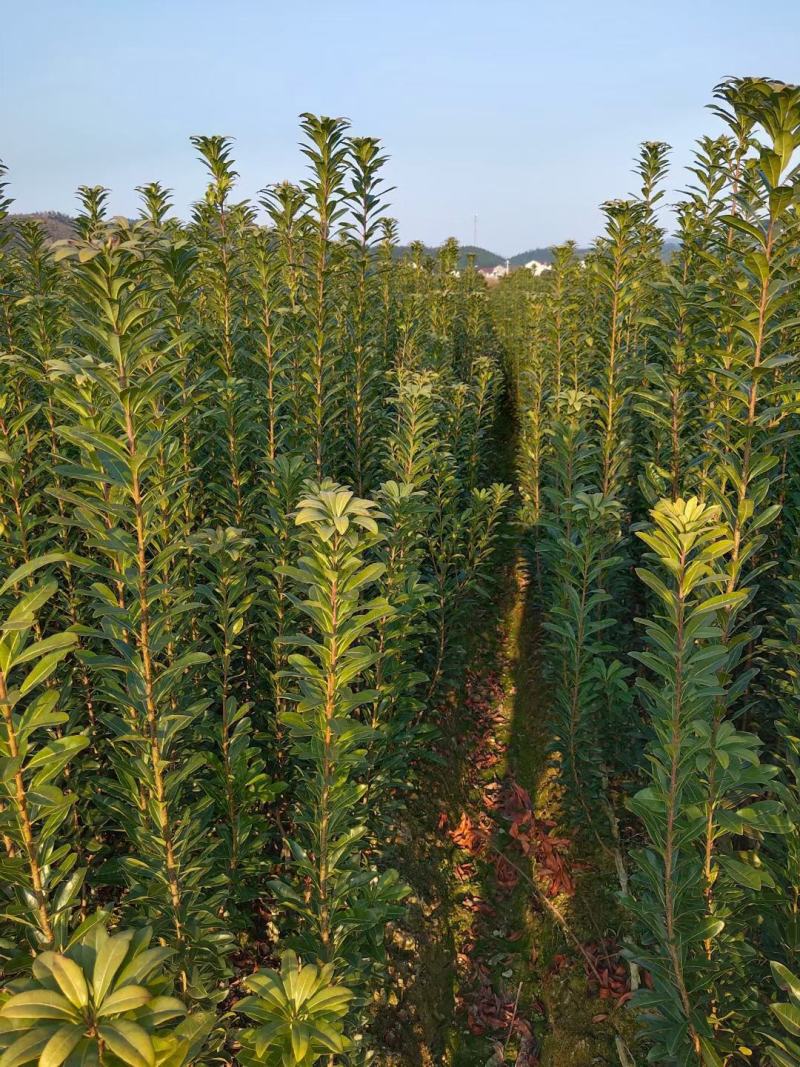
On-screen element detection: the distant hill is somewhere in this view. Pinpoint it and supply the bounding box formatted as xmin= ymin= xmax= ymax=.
xmin=394 ymin=245 xmax=592 ymax=269
xmin=3 ymin=215 xmax=681 ymax=265
xmin=510 ymin=238 xmax=680 ymax=266
xmin=393 ymin=244 xmax=505 ymax=269
xmin=508 ymin=246 xmax=591 ymax=267
xmin=454 ymin=245 xmax=505 ymax=268
xmin=395 ymin=239 xmax=681 ymax=270
xmin=392 ymin=244 xmax=595 ymax=269
xmin=2 ymin=211 xmax=76 ymax=243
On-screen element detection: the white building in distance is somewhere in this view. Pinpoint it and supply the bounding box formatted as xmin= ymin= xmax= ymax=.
xmin=478 ymin=263 xmax=510 ymax=282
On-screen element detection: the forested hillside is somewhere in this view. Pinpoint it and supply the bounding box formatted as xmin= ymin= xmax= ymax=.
xmin=2 ymin=211 xmax=76 ymax=243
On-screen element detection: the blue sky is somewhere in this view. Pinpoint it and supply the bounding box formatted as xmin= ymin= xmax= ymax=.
xmin=3 ymin=0 xmax=799 ymax=253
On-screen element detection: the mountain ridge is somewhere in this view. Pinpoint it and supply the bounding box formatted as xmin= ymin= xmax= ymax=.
xmin=391 ymin=243 xmax=593 ymax=269
xmin=3 ymin=213 xmax=675 ymax=267
xmin=2 ymin=211 xmax=77 ymax=243
xmin=3 ymin=214 xmax=589 ymax=264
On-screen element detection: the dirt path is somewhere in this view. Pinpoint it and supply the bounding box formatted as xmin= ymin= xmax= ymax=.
xmin=373 ymin=556 xmax=639 ymax=1065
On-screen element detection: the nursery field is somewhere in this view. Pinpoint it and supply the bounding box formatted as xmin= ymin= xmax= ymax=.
xmin=1 ymin=76 xmax=800 ymax=1067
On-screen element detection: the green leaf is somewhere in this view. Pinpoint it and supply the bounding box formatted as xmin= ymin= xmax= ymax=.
xmin=773 ymin=1002 xmax=800 ymax=1038
xmin=12 ymin=632 xmax=77 ymax=668
xmin=772 ymin=961 xmax=800 ymax=1000
xmin=97 ymin=1023 xmax=154 ymax=1067
xmin=49 ymin=955 xmax=89 ymax=1009
xmin=19 ymin=651 xmax=71 ymax=696
xmin=0 ymin=556 xmax=68 ymax=596
xmin=0 ymin=1027 xmax=55 ymax=1067
xmin=38 ymin=1025 xmax=84 ymax=1067
xmin=290 ymin=1023 xmax=310 ymax=1063
xmin=25 ymin=737 xmax=90 ymax=773
xmin=97 ymin=986 xmax=152 ymax=1018
xmin=92 ymin=932 xmax=133 ymax=1006
xmin=0 ymin=991 xmax=78 ymax=1022
xmin=719 ymin=855 xmax=773 ymax=891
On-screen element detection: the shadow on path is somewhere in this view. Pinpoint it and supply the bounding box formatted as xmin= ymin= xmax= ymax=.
xmin=374 ymin=552 xmax=637 ymax=1065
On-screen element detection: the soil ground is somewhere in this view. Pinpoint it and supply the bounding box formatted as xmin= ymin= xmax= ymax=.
xmin=371 ymin=548 xmax=639 ymax=1066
